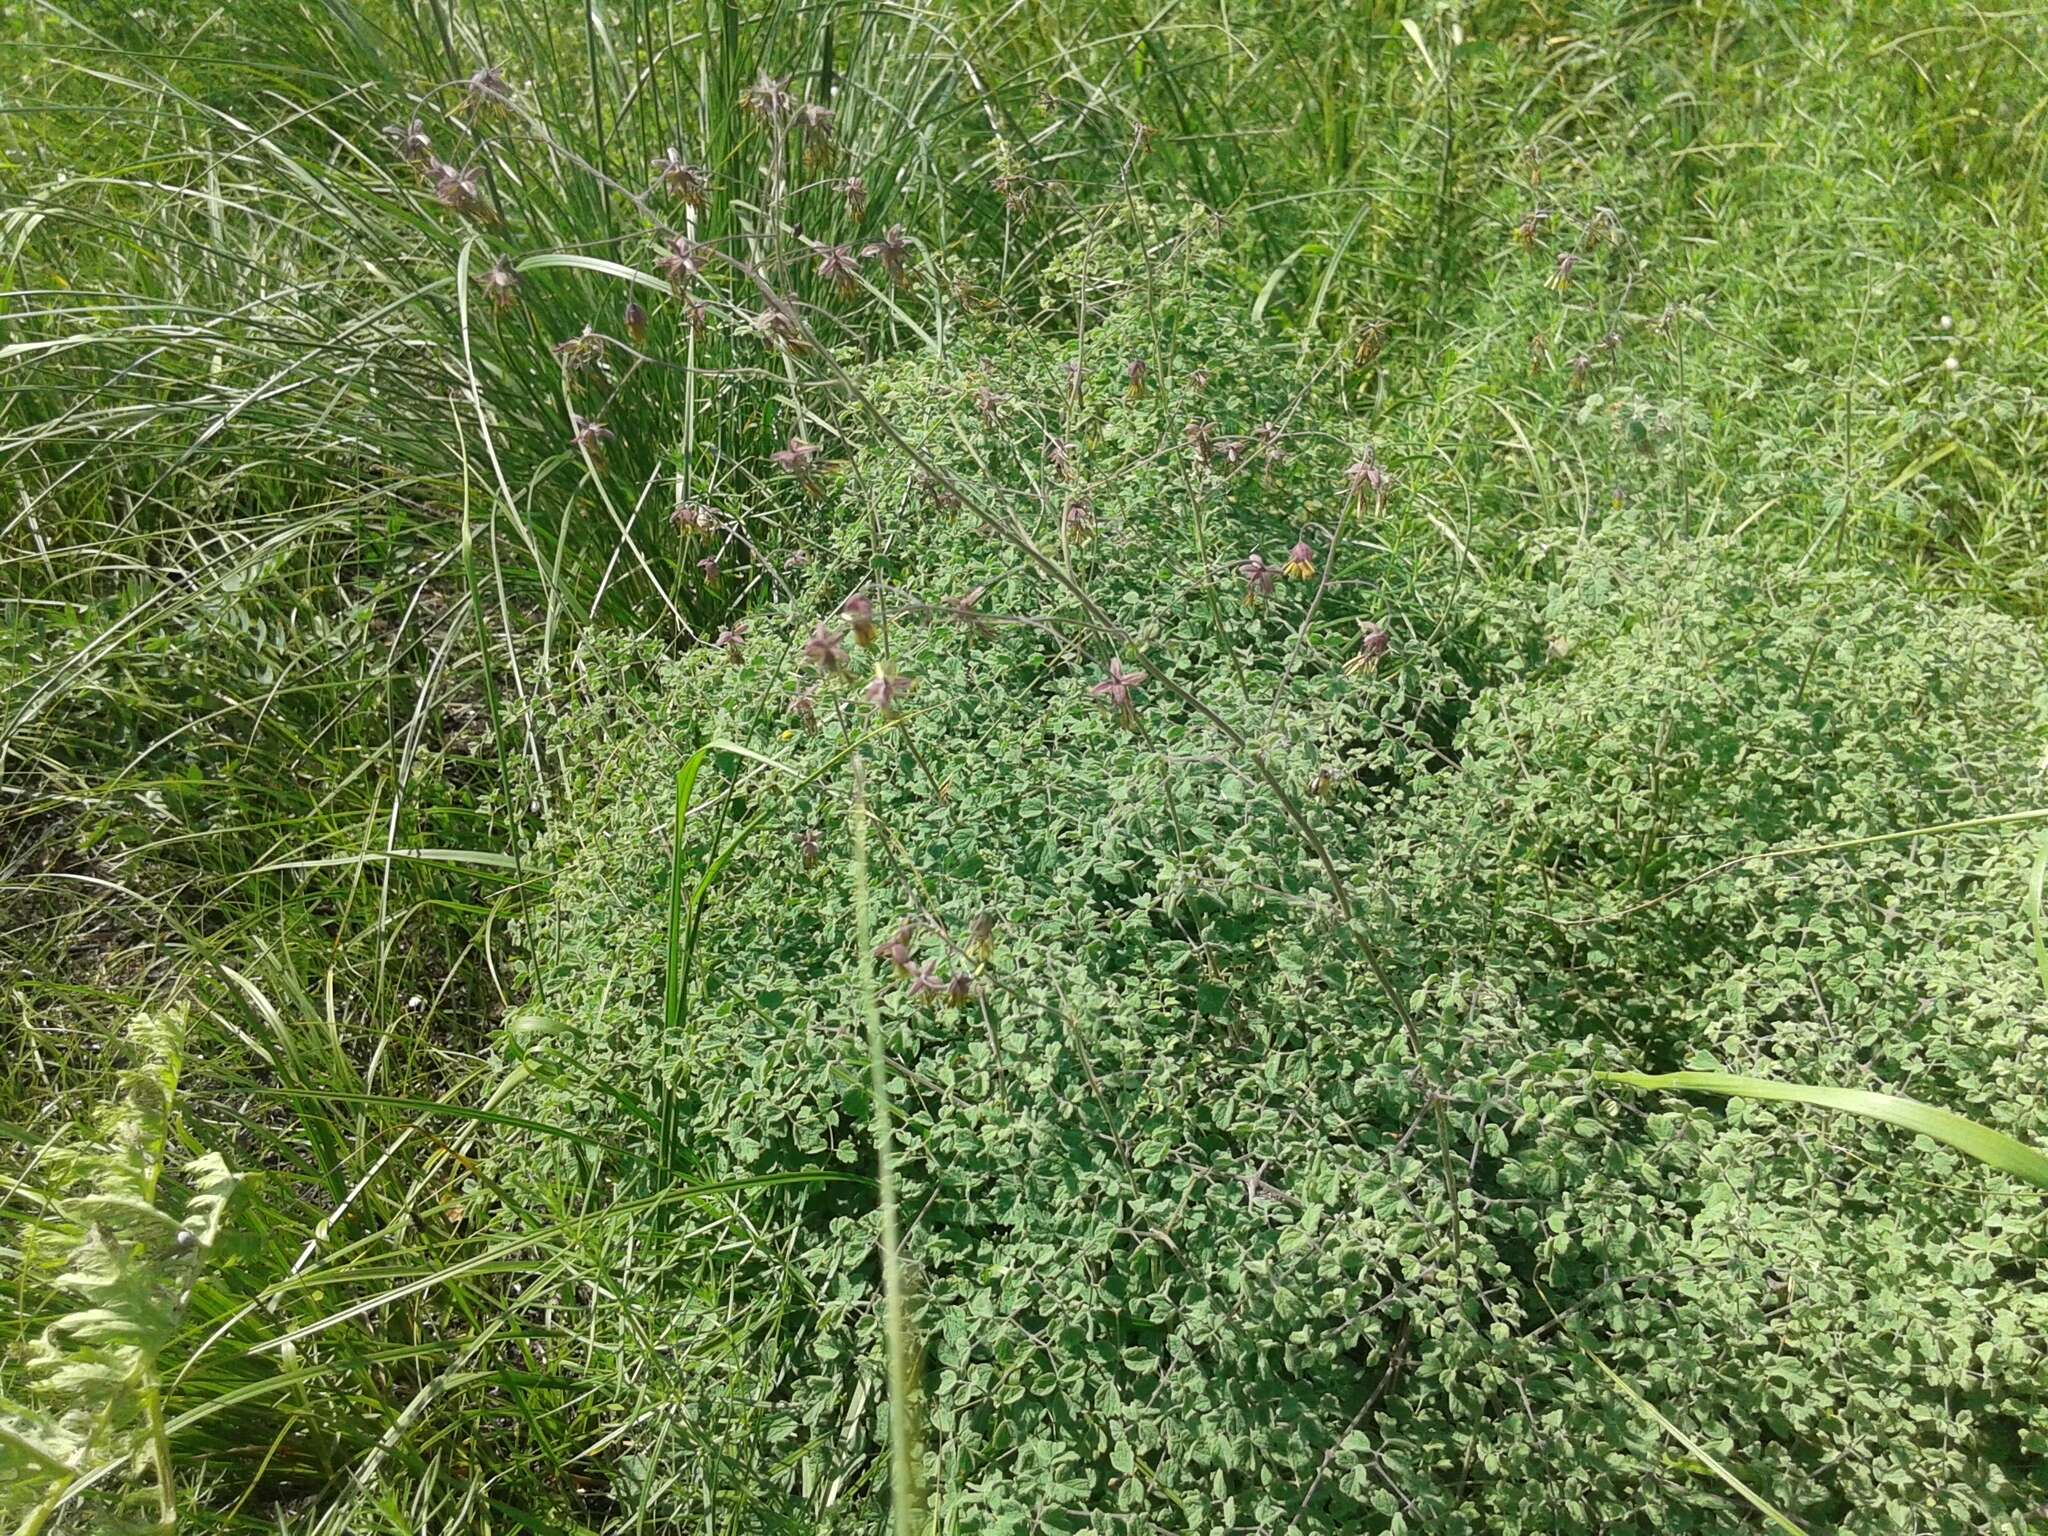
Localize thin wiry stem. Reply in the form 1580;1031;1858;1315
850;752;926;1534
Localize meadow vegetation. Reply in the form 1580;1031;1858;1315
3;1;2045;1531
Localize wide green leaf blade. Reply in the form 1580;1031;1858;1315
1597;1071;2048;1190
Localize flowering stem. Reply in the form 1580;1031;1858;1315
849;754;926;1534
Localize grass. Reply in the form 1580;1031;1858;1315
3;0;2046;1529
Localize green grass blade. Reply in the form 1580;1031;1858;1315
1582;1353;1808;1535
664;750;711;1039
1597;1071;2048;1190
2028;833;2048;1002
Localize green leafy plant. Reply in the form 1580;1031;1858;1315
2;1006;242;1534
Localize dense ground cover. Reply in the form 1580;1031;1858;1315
3;0;2046;1531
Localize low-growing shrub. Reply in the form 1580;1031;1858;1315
513;279;2048;1532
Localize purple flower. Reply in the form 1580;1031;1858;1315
795;101;836;162
815;243;860;294
1253;422;1285;467
1185;420;1215;466
1283;540;1316;581
656;235;709;295
464;66;510;117
650;148;709;207
623;299;649;346
874;920;916;974
839;594;878;647
429;161;475;204
741;72;794;122
696;554;721;585
1125;356;1148;399
568;416;612;459
788;689;818;728
1063;497;1095;538
672;499;716;535
802;623;849;674
772;436;824;490
1548;250;1579;291
716;624;746;659
1045;437;1077;479
752;303;806;352
1238;552;1277;600
797;825;823;867
432;164;495;223
838;176;868;217
552;326;607;375
387;119;433;165
681;298;710;337
1188;367;1211;392
967;910;996;960
1345;452;1390;503
478;257;521;312
863;667;914;715
861;226;912;286
905;961;946;1001
1090;658;1146;716
1346;620;1391;676
944;972;975;1008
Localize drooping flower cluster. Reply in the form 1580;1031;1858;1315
815;243;860;294
656;235;710;295
752;303;806;352
1345;621;1391;676
651;147;710;207
567;416;612;462
872;918;974;1006
1091;658;1146;722
463;66;510;118
1238;552;1277;600
1345;449;1391;504
432;164;497;225
741;72;795;122
863;667;914;716
802;623;849;675
551;326;607;378
840;593;879;647
861;227;913;286
772;436;825;493
672;499;717;536
478;257;521;312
